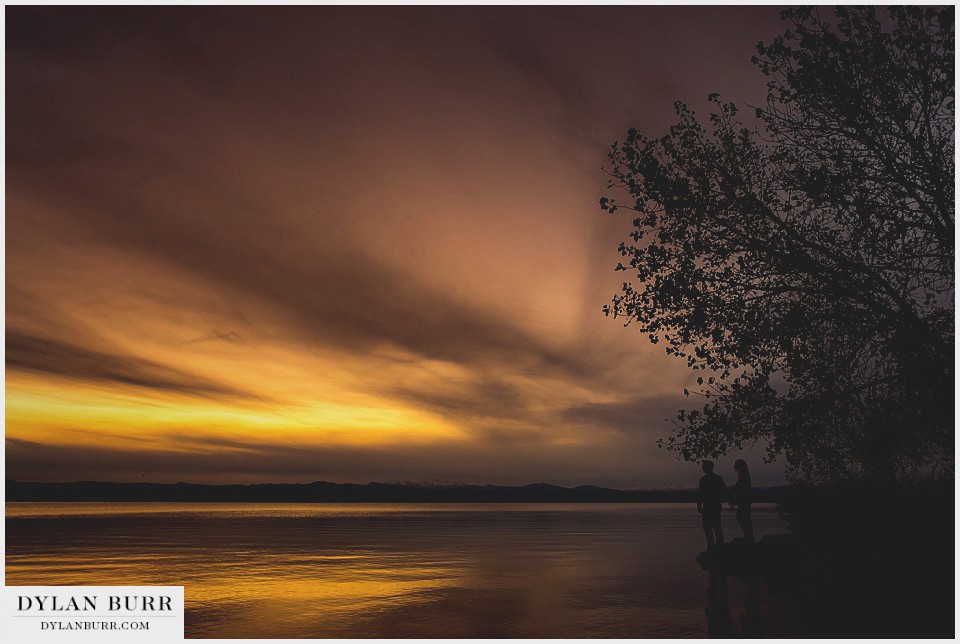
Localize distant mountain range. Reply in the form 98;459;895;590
6;479;792;503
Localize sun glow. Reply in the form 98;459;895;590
6;373;469;455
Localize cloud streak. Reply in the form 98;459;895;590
7;331;260;400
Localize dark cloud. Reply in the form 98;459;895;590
182;330;244;344
388;377;531;423
561;396;682;432
6;331;258;400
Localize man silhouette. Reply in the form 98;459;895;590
697;460;726;550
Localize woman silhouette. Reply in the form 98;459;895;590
730;459;754;542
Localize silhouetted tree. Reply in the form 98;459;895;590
601;7;954;482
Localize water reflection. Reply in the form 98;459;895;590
699;541;770;640
705;568;733;638
7;503;784;638
740;576;766;638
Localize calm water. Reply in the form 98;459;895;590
6;503;787;638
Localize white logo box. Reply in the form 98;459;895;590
1;586;184;643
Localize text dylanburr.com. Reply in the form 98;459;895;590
1;586;184;642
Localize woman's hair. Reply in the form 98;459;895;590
734;459;751;482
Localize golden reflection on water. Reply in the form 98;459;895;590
7;503;785;637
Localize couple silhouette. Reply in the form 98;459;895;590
697;459;753;549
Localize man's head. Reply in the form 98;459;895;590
702;460;714;474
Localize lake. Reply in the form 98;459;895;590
6;502;788;638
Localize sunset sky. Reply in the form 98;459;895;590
7;6;789;487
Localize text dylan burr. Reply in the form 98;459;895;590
17;595;173;612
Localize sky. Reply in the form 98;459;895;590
6;6;790;488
